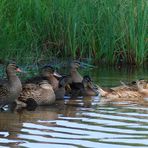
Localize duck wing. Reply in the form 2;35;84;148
25;76;49;84
0;82;9;99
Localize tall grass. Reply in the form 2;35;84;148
0;0;147;65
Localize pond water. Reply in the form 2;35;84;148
0;66;148;148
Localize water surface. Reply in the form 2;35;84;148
0;66;148;148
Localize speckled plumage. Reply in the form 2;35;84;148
17;80;55;106
0;63;22;106
97;80;148;102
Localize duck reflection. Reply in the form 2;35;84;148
0;95;96;144
0;106;59;147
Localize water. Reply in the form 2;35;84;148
0;66;148;148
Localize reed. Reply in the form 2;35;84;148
0;0;147;65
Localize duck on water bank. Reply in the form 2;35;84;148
96;79;148;103
0;63;22;109
111;79;148;91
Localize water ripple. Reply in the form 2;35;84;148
1;99;148;147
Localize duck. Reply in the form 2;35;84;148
67;61;98;97
82;75;98;96
54;75;72;99
70;75;98;97
25;65;73;100
16;80;55;107
0;63;22;108
111;79;148;91
25;65;61;91
96;80;148;103
70;61;83;83
69;61;84;96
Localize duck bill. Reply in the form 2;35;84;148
16;68;22;72
53;71;62;78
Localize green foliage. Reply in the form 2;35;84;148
0;0;147;65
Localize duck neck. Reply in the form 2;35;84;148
48;75;59;90
137;82;143;93
8;72;22;88
70;68;83;82
137;82;148;97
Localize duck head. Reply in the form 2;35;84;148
70;61;81;70
41;65;61;78
82;75;98;96
6;63;22;76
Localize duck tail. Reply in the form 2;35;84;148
96;85;108;97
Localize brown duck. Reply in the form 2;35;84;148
70;61;83;83
25;65;61;91
0;63;22;107
111;79;148;91
25;65;75;101
55;75;72;99
96;79;148;103
68;61;98;97
69;61;84;96
82;75;98;96
16;80;55;107
69;75;98;97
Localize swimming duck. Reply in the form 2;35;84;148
69;61;84;96
16;80;55;107
70;75;98;97
55;75;72;99
0;63;22;108
82;75;98;96
25;65;61;91
25;65;72;100
69;61;98;96
70;61;83;83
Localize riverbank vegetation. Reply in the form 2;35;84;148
0;0;147;65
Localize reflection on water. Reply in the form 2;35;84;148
0;66;148;148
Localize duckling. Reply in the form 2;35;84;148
16;80;55;107
0;63;22;108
